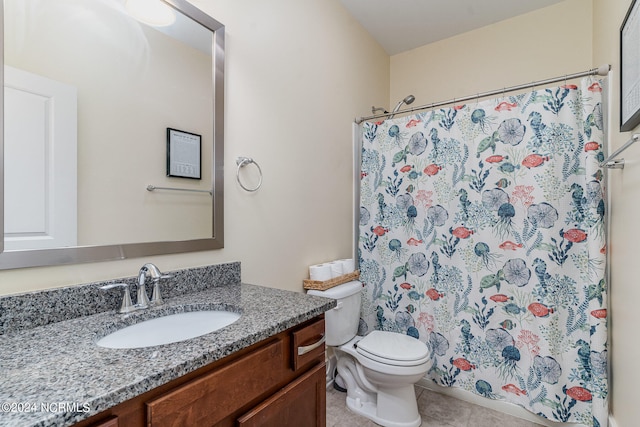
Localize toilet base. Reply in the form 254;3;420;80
345;384;422;427
334;336;428;427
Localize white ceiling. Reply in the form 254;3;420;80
340;0;566;55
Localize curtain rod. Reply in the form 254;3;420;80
355;64;611;124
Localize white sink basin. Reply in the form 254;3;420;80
97;310;241;349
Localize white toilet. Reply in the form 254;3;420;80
308;281;430;427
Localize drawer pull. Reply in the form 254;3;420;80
297;335;325;356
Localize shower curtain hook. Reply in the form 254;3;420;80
564;74;568;87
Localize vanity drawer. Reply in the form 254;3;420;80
146;339;286;427
291;317;325;371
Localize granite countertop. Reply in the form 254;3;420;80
0;283;336;427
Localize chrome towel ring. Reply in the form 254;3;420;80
236;156;263;192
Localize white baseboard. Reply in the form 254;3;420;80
417;378;589;427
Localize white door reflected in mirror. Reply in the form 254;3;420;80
4;66;77;251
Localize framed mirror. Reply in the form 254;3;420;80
0;0;224;269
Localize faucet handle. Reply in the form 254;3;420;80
150;274;171;305
99;283;136;314
150;282;163;306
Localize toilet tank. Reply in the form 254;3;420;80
307;281;362;346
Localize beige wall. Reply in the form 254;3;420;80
390;0;593;106
0;0;389;294
593;1;640;426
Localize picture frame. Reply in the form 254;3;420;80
621;0;640;131
166;128;202;179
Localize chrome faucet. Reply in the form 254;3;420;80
137;263;172;306
100;263;172;314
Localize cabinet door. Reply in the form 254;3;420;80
237;362;326;427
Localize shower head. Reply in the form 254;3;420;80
402;95;416;105
388;94;416;118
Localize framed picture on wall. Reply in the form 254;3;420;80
166;128;202;179
621;0;640;131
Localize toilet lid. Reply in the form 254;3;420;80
356;330;429;366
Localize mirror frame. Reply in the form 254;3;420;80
0;0;225;269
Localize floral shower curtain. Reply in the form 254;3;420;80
358;78;607;426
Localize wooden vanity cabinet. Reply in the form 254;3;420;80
77;315;326;427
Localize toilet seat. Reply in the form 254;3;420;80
356;330;429;367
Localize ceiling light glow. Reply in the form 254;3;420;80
125;0;176;27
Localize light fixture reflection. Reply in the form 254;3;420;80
125;0;176;27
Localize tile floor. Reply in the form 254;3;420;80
326;385;545;427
